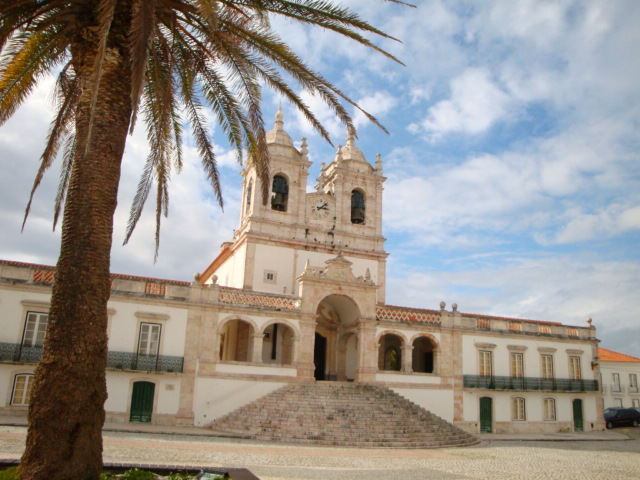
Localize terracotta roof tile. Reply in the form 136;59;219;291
0;259;189;286
599;347;640;363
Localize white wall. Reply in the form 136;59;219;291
392;387;454;422
193;378;286;426
462;334;596;380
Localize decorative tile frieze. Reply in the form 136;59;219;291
376;305;440;324
219;287;301;310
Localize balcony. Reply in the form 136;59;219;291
464;374;599;392
106;351;184;373
0;342;183;373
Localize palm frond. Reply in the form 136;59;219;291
53;133;76;230
129;0;157;133
0;26;68;125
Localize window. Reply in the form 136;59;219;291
350;189;365;224
511;353;524;378
614;398;623;407
11;374;34;406
543;398;556;421
541;354;554;379
612;373;621;392
630;374;638;393
245;179;253;213
138;323;161;356
569;356;581;380
22;312;49;347
633;399;640;408
271;175;288;211
512;397;526;421
263;270;277;284
479;350;492;377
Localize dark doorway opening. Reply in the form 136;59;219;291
480;396;492;433
130;381;155;423
314;333;327;380
573;398;584;432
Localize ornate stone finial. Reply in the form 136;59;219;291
452;303;458;313
304;259;312;272
365;268;371;280
275;105;284;130
300;137;308;159
346;125;356;147
439;301;446;311
320;162;326;172
375;153;383;172
193;272;200;281
335;145;343;164
210;274;218;285
587;317;593;328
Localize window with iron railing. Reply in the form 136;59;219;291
479;350;492;377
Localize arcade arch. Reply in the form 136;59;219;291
412;335;437;374
261;322;297;365
313;295;360;381
378;332;404;371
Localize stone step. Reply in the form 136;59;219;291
209;381;479;448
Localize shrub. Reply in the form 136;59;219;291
0;467;20;480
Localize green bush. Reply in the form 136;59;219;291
120;468;158;480
0;467;20;480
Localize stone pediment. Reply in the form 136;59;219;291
299;254;375;286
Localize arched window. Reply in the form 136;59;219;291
245;179;253;214
271;175;288;211
351;189;365;224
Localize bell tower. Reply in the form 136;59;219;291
200;112;388;304
239;106;312;235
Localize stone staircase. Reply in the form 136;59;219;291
209;382;479;448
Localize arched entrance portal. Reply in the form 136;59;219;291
314;295;360;381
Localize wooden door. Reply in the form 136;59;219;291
130;381;155;423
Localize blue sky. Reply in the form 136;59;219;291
1;1;639;356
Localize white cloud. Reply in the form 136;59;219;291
353;91;399;130
387;255;640;337
541;204;640;244
414;68;513;139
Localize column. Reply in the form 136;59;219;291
402;344;414;374
251;333;264;363
355;320;378;382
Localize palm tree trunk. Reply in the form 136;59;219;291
20;6;133;480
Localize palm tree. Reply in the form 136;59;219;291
1;1;410;478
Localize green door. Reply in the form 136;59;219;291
480;397;493;433
130;381;155;423
572;399;584;432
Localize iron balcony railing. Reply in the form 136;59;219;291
464;374;599;392
0;342;183;373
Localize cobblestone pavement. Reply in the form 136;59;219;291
2;426;640;480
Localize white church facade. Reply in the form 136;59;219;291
0;110;604;434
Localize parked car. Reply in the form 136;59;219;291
604;408;640;429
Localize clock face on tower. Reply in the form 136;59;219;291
310;196;331;219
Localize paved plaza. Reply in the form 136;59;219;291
1;424;640;479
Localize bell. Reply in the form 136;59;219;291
351;207;365;224
271;192;286;211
